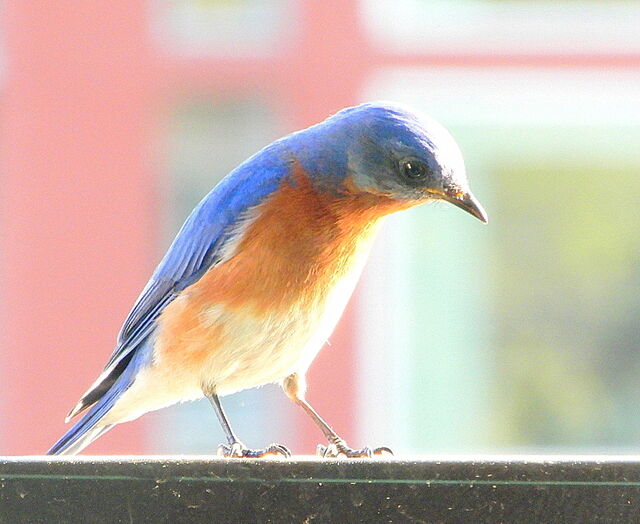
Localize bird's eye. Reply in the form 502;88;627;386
400;159;427;180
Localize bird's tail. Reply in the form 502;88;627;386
48;423;114;456
47;342;151;455
46;390;120;455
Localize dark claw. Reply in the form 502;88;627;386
316;441;394;458
217;441;291;458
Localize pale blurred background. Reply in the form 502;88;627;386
2;1;640;455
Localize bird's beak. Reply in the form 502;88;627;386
442;190;488;224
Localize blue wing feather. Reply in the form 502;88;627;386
109;155;287;371
47;147;290;454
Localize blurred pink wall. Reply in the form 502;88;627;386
2;1;638;455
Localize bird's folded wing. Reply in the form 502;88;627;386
69;161;288;418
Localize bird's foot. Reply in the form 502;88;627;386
316;439;393;458
217;441;291;458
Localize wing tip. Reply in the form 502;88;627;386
65;402;84;423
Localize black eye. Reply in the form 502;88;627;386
400;159;427;180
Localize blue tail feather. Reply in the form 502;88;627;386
47;341;152;455
47;384;123;455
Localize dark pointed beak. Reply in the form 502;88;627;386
443;191;488;223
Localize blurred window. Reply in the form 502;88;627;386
363;0;640;55
361;67;640;452
151;0;295;56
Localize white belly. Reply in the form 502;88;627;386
202;251;366;394
102;245;369;425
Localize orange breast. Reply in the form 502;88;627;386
154;164;416;369
190;164;414;313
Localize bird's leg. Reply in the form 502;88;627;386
282;374;393;458
206;392;290;458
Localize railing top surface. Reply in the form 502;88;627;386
3;455;640;522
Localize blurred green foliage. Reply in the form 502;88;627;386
492;158;640;449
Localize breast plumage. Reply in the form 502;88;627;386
152;166;385;395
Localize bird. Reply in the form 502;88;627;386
47;102;487;457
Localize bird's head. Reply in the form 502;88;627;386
313;102;487;223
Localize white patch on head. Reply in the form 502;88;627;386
417;113;467;188
382;101;468;188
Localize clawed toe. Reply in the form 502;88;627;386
217;441;291;458
371;446;393;456
262;443;291;458
316;440;393;458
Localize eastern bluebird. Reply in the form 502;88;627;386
48;102;487;457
